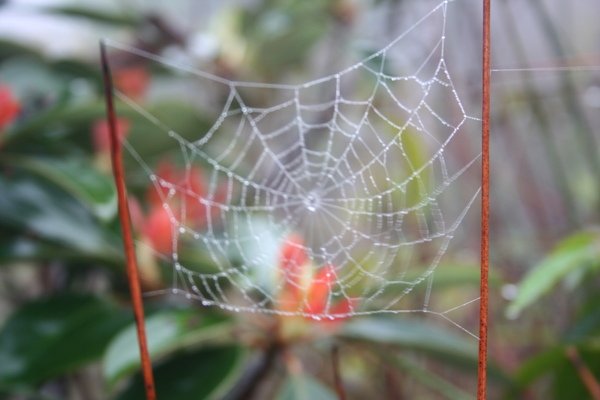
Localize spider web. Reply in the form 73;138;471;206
106;0;482;335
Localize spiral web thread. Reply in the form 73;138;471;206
107;0;482;338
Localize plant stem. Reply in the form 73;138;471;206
331;344;347;400
565;346;600;400
223;342;281;400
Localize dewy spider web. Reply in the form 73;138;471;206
107;0;481;335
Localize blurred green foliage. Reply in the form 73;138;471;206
0;0;599;399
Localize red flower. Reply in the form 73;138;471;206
0;85;20;131
114;66;150;100
128;197;145;232
92;118;130;153
142;205;174;254
277;234;355;321
182;166;209;223
146;161;180;207
146;160;225;229
279;234;309;291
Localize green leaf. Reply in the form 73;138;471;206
0;57;62;97
9;157;118;222
565;295;600;344
507;230;600;318
49;59;101;83
341;317;511;386
400;129;431;207
122;101;213;162
511;346;565;389
240;1;332;78
0;294;130;386
116;346;243;400
341;316;477;367
510;345;600;399
401;262;502;289
551;346;600;400
104;310;233;385
0;176;121;261
385;355;472;400
0;39;42;60
0;386;61;400
276;374;337;400
0;235;71;265
45;6;140;26
0;233;118;267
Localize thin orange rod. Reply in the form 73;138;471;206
100;40;157;400
478;0;491;399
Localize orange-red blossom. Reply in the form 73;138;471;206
0;85;20;132
113;66;150;100
92;117;130;153
142;160;226;254
277;234;355;324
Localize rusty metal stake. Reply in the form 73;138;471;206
100;40;157;400
478;0;491;399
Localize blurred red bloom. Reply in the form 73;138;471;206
0;85;20;131
146;160;226;229
146;161;180;207
142;205;174;254
92;118;130;153
128;197;145;232
277;235;354;322
181;166;209;223
114;66;150;100
279;233;309;291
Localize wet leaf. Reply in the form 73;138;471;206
0;294;129;386
507;230;600;318
276;374;336;400
104;309;233;385
115;346;243;400
0;176;121;261
10;157;118;222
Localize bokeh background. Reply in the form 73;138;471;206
0;0;599;399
